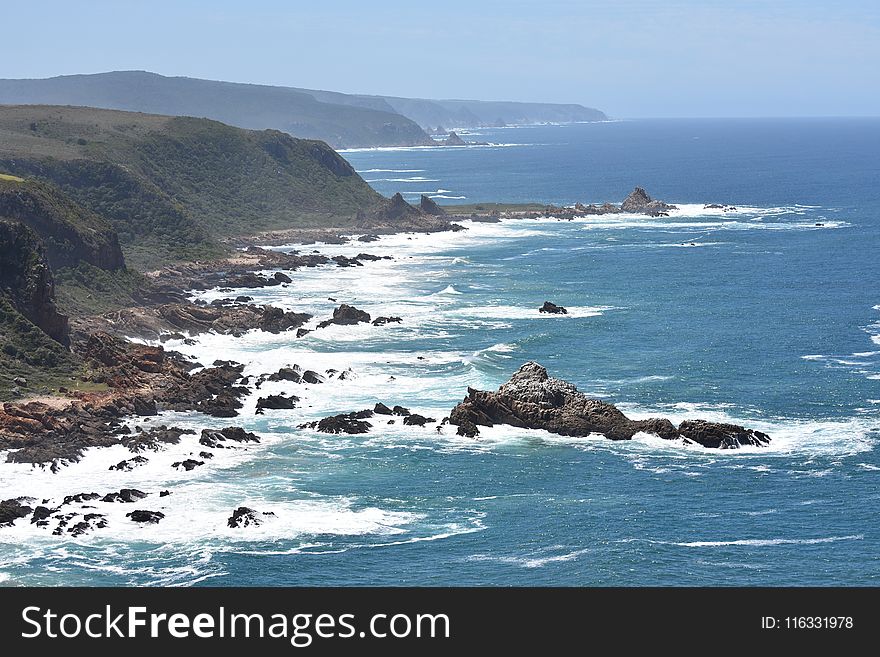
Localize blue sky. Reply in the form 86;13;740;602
1;0;877;117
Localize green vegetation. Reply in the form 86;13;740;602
54;263;146;316
0;177;124;271
0;105;385;269
0;295;81;399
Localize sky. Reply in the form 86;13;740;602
1;0;877;118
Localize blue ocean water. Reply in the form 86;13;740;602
1;119;879;586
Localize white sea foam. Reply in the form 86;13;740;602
672;535;863;548
355;169;425;173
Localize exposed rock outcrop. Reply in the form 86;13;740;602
420;195;445;215
449;362;769;449
317;304;371;329
539;301;567;315
620;187;677;216
0;220;70;345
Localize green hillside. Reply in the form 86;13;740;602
0;105;385;269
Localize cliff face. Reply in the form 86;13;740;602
0;220;69;345
0;179;125;271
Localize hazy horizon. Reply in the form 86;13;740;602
0;0;877;119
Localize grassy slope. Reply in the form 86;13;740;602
0;105;384;269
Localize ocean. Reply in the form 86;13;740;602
1;118;879;586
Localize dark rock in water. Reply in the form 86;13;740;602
456;419;480;438
132;396;158;416
62;492;101;506
621;187;677;216
678;420;770;449
444;131;467;146
333;255;364;267
392;405;411;417
358;234;381;242
31;506;55;523
450;223;468;232
223;272;280;288
199;451;214;459
259;306;312;333
354;253;386;261
235;295;253;303
159;490;172;497
539;301;568;315
127;510;164;524
122;426;194;453
403;414;436;426
301;370;324;384
0;499;33;526
296;328;311;338
374;402;393;415
102;489;147;503
420;195;446;215
109;455;149;471
372;316;402;326
448;362;768;449
317;304;371;329
172;459;204;471
301;411;373;434
267;367;301;383
255;394;298;414
704;203;724;209
227;506;274;528
273;272;292;283
198;427;260;450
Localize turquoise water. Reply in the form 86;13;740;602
1;119;878;585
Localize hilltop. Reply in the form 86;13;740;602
0;105;386;269
0;71;431;149
0;71;608;145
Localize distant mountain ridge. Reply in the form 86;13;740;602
0;71;608;147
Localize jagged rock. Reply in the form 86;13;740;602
403;414;435;426
317;304;371;329
374;402;393;415
102;489;147;503
300;410;373;434
255;394;298;414
109;455;149;471
301;370;324;384
127;510;164;524
392;405;411;416
444;131;467;146
0;499;33;526
420;195;446;215
199;426;260;449
273;272;292;283
333;255;364;267
122;426;194;453
372;316;402;326
267;367;301;383
31;506;55;524
678;420;770;449
358;234;381;242
448;362;768;449
621;187;677;216
159;490;171;497
172;459;204;471
227;506;274;528
62;492;101;506
539;301;568;315
296;328;311;338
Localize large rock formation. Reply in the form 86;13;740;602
317;304;371;329
449;362;769;449
0;220;69;345
420;195;445;215
620;187;677;216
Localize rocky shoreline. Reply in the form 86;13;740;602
1;186;758;537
